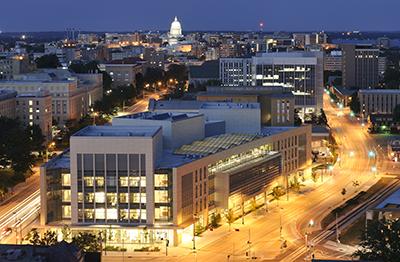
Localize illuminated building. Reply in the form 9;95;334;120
104;57;148;88
342;44;379;89
220;51;324;119
168;16;183;45
40;110;312;246
0;69;103;128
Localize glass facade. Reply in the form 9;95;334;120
46;164;71;223
254;64;316;108
77;153;149;224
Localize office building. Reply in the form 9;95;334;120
342;44;379;89
104;57;148;88
324;51;342;71
0;89;52;144
40;110;312;247
359;89;400;118
0;69;103;128
0;54;29;80
220;51;323;118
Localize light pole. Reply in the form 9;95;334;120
193;213;197;250
247;229;251;258
46;142;55;162
279;208;283;241
93;112;98;126
329;165;333;176
241;193;245;225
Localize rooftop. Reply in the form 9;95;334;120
199;102;260;109
148;99;204;111
269;92;296;99
106;57;146;65
42;149;71;169
374;187;400;212
71;125;161;137
359;89;400;94
115;111;201;121
173;133;263;156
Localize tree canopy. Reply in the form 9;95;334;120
352;218;400;262
384;66;400;89
347;92;360;114
72;232;100;252
35;54;61;68
393;104;400;122
0;117;35;180
317;109;328;125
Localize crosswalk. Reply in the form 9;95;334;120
281;230;335;262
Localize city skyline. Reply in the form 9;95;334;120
1;0;400;33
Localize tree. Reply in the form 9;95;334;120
41;230;59;246
61;224;72;242
393;104;400;123
72;232;100;252
210;213;222;228
383;67;400;89
317;109;328;125
28;228;41;246
35;54;61;68
0;117;35;181
347;92;360;114
311;171;319;187
341;188;347;200
289;177;301;194
271;186;285;206
25;124;45;152
294;109;302;126
224;210;236;231
166;64;188;83
352;218;400;262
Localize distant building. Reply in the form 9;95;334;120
0;69;102;128
324;51;342;71
188;60;219;87
359;89;400;117
376;37;391;49
0;53;29;80
169;16;183;45
0;89;52;144
104;57;148;88
220;50;324;118
342;44;379;89
378;56;387;76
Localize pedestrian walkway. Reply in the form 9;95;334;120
101;173;336;261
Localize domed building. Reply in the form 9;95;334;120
169;15;183;45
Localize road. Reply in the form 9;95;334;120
125;89;166;114
1;91;397;261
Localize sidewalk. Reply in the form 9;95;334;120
101;174;333;261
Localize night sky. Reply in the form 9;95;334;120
1;0;399;32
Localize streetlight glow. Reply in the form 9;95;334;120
349;151;354;156
369;151;374;157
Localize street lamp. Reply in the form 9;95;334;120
193;213;197;250
93;112;98;126
279;208;283;241
349;151;354;157
329;165;333;176
46;142;55;162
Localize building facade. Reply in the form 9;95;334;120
342;44;379;89
105;58;148;88
0;69;103;128
359;89;400;117
40;114;312;247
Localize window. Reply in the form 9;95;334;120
195;186;198;198
199;169;202;181
204;167;206;179
29;100;33;106
200;199;203;211
195;171;198;182
36;101;39;105
204;197;207;209
200;184;202;196
204;182;206;194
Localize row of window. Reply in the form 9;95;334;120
195;182;207;198
195;196;207;213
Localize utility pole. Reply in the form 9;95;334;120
336;213;340;245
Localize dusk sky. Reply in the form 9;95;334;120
1;0;399;33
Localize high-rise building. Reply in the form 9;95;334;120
342;44;379;89
220;51;324;118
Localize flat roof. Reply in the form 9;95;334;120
374;188;400;212
199;102;260;109
359;89;400;94
42;149;70;169
71;125;161;137
173;133;263;156
149;99;205;110
269;92;296;98
115;111;202;121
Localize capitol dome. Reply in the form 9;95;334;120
170;15;182;37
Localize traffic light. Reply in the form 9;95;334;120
233;228;240;231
